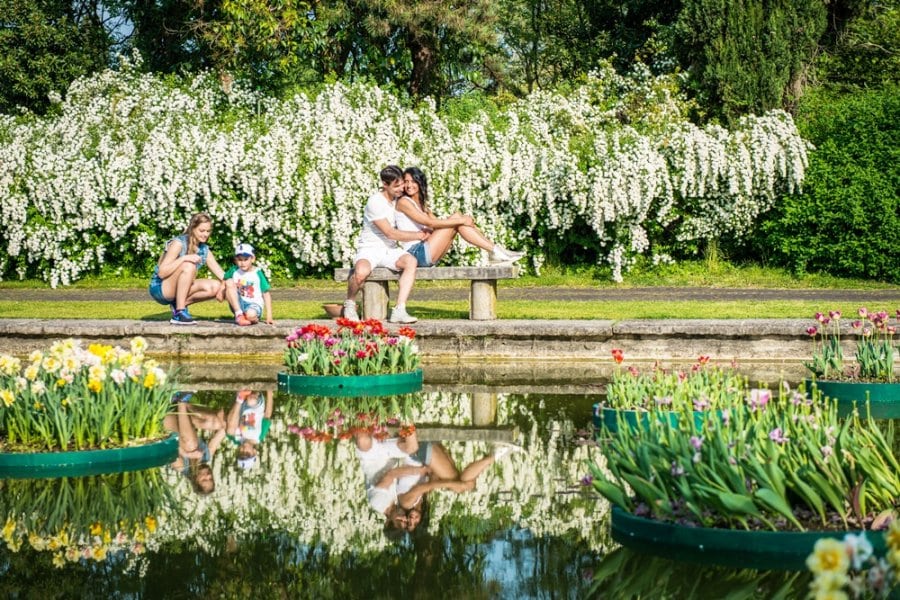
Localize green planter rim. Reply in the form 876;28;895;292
593;403;719;433
277;369;424;397
0;434;178;479
610;505;887;571
805;379;900;418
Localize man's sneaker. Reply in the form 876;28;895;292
388;307;418;324
491;442;524;460
342;300;360;321
488;245;524;264
235;314;252;326
170;309;195;325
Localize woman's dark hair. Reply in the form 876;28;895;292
403;167;429;210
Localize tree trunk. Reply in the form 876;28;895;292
408;32;436;98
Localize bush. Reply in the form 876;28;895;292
753;86;900;282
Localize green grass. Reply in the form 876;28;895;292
2;299;897;320
0;261;897;320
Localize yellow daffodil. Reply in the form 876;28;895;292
143;359;159;371
65;546;79;562
28;532;47;550
52;551;65;568
144;516;157;533
41;356;60;373
87;378;103;393
28;350;43;363
807;538;850;575
886;519;900;552
23;364;39;381
88;343;113;361
130;336;148;354
91;544;108;561
0;389;14;407
0;354;21;375
88;364;107;381
90;522;102;536
2;518;16;540
143;371;157;389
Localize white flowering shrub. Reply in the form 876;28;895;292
0;57;807;285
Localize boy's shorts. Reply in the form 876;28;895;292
239;298;264;317
148;278;171;306
405;242;433;268
354;246;409;271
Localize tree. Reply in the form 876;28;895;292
673;0;827;122
0;0;110;114
816;0;900;88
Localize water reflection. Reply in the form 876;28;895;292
0;388;609;597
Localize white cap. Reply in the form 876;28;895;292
234;243;255;257
237;455;258;470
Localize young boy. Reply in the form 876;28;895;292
343;165;430;324
224;243;274;326
226;388;273;470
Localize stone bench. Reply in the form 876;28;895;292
333;265;519;320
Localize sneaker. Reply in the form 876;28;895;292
342;300;360;321
170;309;195;325
388;307;418;324
489;245;524;264
235;314;252;326
491;442;524;460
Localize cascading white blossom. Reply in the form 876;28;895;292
0;59;807;285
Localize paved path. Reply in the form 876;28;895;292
7;286;900;302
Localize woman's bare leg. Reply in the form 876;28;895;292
423;227;459;263
394;253;418;306
426;443;461;480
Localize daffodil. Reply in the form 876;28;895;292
52;551;65;568
807;538;850;575
87;378;103;393
130;336;148;354
0;389;14;407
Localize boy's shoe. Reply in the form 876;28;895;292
388;307;418;324
342;300;360;321
170;309;195;325
488;245;524;264
491;442;524;460
235;314;252;326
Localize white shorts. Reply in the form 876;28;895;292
354;246;409;271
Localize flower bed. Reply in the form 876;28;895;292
0;338;177;452
589;382;900;533
805;308;898;382
280;319;422;396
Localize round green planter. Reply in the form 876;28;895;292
806;379;900;419
277;369;423;397
0;434;178;479
593;403;716;434
611;506;887;571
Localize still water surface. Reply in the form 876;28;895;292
0;367;814;599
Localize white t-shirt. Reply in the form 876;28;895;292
355;191;399;252
394;197;427;251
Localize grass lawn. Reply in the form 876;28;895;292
0;262;897;320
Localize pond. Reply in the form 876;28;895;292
0;365;817;598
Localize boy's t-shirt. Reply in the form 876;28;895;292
224;265;270;306
228;400;270;444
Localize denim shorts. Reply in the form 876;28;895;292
406;242;433;268
148;278;171;306
239;299;264;317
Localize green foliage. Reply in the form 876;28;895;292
816;0;900;88
0;0;109;114
673;0;827;123
753;86;900;283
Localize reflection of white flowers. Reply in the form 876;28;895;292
154;392;610;554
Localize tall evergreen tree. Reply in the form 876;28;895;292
673;0;827;122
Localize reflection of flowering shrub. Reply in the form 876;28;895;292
806;309;899;382
604;352;748;412
0;470;166;567
0;337;175;450
283;319;419;376
806;523;900;598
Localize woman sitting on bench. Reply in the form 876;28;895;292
395;167;524;267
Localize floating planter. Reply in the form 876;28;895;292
610;506;887;571
807;380;900;419
277;369;423;397
593;403;716;434
0;434;178;479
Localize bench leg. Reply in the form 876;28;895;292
469;279;497;320
362;281;390;320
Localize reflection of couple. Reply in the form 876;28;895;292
354;428;521;533
343;165;524;324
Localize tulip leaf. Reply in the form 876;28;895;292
754;487;803;530
788;472;826;525
715;490;761;517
